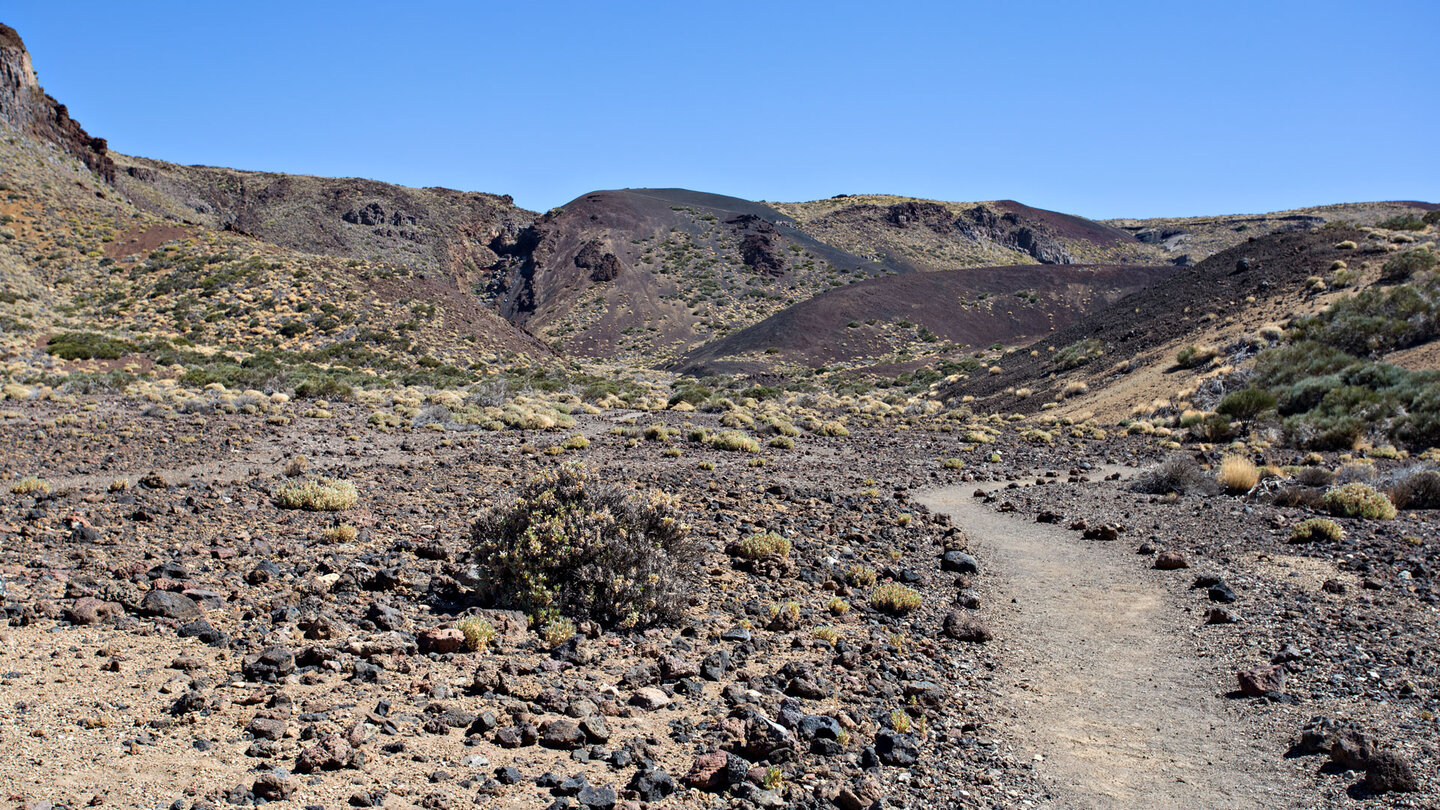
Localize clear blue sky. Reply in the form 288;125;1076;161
6;1;1436;217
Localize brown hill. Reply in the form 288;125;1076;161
935;225;1379;415
772;195;1173;271
112;155;535;285
0;25;550;387
486;188;896;360
674;263;1172;376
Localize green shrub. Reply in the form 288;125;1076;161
1054;338;1104;370
1376;214;1427;232
469;466;700;628
1380;248;1437;283
456;617;496;650
709;430;759;452
1216;388;1277;421
10;476;49;495
1189;414;1235;443
294;375;355;400
539;617;576;648
1323;482;1397;520
274;478;358;511
1176;344;1219;369
1289;518;1343;542
871;583;922;615
735;531;791;560
845;566;877;588
667;384;712;407
45;332;136;360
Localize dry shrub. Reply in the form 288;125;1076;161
1273;486;1326;510
1218;455;1260;494
1294;466;1335;488
9;476;49;496
274;478;358;511
1387;469;1440;510
1130;455;1217;496
871;583;922;615
470;466;700;628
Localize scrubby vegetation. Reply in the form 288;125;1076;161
735;531;791;560
273;478;358;511
45;332;137;361
9;476;50;495
1131;455;1217;495
1218;455;1260;494
1053;338;1104;370
470;466;701;628
870;583;923;615
1322;483;1397;520
1289;518;1343;543
1235;260;1440;450
1387;468;1440;510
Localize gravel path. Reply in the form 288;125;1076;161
918;481;1309;809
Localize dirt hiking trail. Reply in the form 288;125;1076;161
918;480;1308;809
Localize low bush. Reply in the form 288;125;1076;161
10;476;49;495
1323;482;1397;520
1131;455;1217;495
1218;455;1260;494
845;566;877;588
1176;344;1219;369
1289;518;1343;543
539;617;576;648
1387;468;1440;510
45;332;136;361
1273;486;1325;509
469;466;700;628
1293;466;1335;487
870;583;922;615
1189;414;1235;443
1054;338;1104;370
294;376;354;401
323;524;358;543
710;430;759;452
735;531;791;560
1379;248;1437;283
456;617;496;651
1216;389;1277;421
274;478;358;511
1377;214;1427;232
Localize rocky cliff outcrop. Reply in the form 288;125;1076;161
958;204;1074;264
0;24;115;182
727;214;786;277
574;240;623;282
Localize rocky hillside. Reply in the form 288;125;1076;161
0;24;554;390
0;24;114;183
485;189;896;360
674;263;1170;376
113;155;535;284
934;223;1419;419
772;195;1168;270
